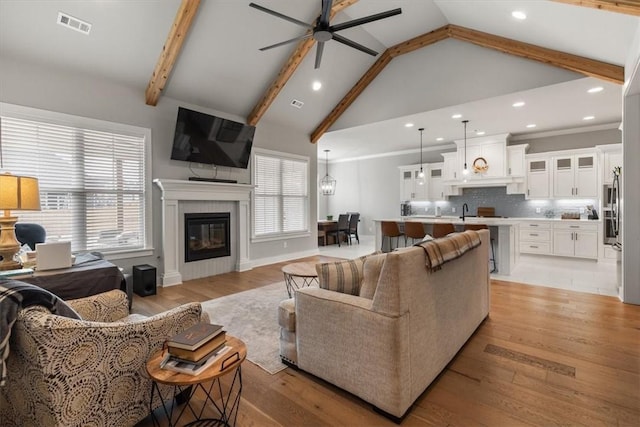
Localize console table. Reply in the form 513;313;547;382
10;254;128;302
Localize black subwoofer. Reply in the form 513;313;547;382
133;264;156;297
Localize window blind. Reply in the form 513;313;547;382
0;113;146;253
253;150;308;237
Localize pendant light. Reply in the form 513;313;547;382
417;127;425;180
462;120;470;176
320;149;336;195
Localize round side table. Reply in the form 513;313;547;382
282;261;319;297
146;335;247;426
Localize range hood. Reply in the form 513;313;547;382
445;175;525;195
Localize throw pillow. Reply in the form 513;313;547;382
359;253;387;299
316;258;365;296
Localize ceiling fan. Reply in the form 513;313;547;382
249;0;402;69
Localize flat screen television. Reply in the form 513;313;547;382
171;107;255;169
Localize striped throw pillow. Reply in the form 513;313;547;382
315;258;365;295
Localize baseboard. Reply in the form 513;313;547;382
249;248;320;269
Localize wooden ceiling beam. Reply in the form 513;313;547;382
145;0;201;106
247;0;359;126
310;25;450;144
447;24;624;84
310;22;624;143
551;0;640;16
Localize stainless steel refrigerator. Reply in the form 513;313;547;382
610;168;622;288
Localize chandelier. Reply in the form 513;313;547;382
320;149;336;195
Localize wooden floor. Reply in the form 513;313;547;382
135;255;640;426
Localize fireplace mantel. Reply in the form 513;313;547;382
154;179;254;286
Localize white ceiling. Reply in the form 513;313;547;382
0;1;638;160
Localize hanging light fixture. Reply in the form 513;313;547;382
462;120;470;176
320;149;336;195
417;127;425;180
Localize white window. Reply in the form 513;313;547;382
0;103;152;255
252;148;309;240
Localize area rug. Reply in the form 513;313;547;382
201;282;291;375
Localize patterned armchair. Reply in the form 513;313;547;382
0;289;207;427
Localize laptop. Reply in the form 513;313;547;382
36;241;73;271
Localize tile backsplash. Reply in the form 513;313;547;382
410;187;599;219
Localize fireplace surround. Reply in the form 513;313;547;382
154;179;253;286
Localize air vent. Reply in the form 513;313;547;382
290;99;304;109
57;12;92;35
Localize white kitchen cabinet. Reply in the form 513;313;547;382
441;152;458;181
399;165;426;201
428;163;445;201
458;140;506;178
552;151;597;198
552;222;598;259
519;221;552;255
526;156;550;198
507;145;528;177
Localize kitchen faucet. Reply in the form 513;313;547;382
462;203;469;221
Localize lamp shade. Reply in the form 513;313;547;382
0;172;41;211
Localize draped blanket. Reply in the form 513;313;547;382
0;279;80;386
417;230;482;272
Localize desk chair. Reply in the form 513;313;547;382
432;223;455;239
381;221;403;252
464;224;496;273
15;223;46;250
404;221;426;245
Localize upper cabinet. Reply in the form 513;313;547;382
552;150;597;198
428;163;445;201
399;165;427;202
454;133;509;178
526;155;550;199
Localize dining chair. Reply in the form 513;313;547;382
381;221;403;252
464;224;496;272
347;213;360;244
327;214;350;247
403;221;426;245
432;223;455;238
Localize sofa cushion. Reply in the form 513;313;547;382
359;253;387;299
316;258;365;296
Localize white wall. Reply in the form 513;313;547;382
0;56;318;277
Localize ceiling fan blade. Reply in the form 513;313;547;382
249;2;313;29
315;41;325;69
332;33;377;56
259;33;313;51
330;8;402;33
319;0;333;27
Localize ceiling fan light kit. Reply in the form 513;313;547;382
249;1;402;69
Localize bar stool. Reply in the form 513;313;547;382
463;224;496;273
381;221;403;251
404;221;426;245
432;223;455;238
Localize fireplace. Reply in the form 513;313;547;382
184;213;231;262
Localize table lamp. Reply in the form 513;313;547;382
0;172;41;270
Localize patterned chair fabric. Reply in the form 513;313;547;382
0;289;207;427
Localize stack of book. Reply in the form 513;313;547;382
162;322;229;375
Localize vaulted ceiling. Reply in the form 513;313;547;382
1;1;638;159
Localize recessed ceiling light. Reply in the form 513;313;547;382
436;137;444;141
476;131;486;136
512;101;525;108
312;81;322;91
587;86;603;93
512;11;527;20
583;115;595;121
451;114;462;119
405;123;414;128
526;124;537;128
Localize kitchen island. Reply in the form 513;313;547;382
373;216;520;275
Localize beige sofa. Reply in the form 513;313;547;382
279;229;490;420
